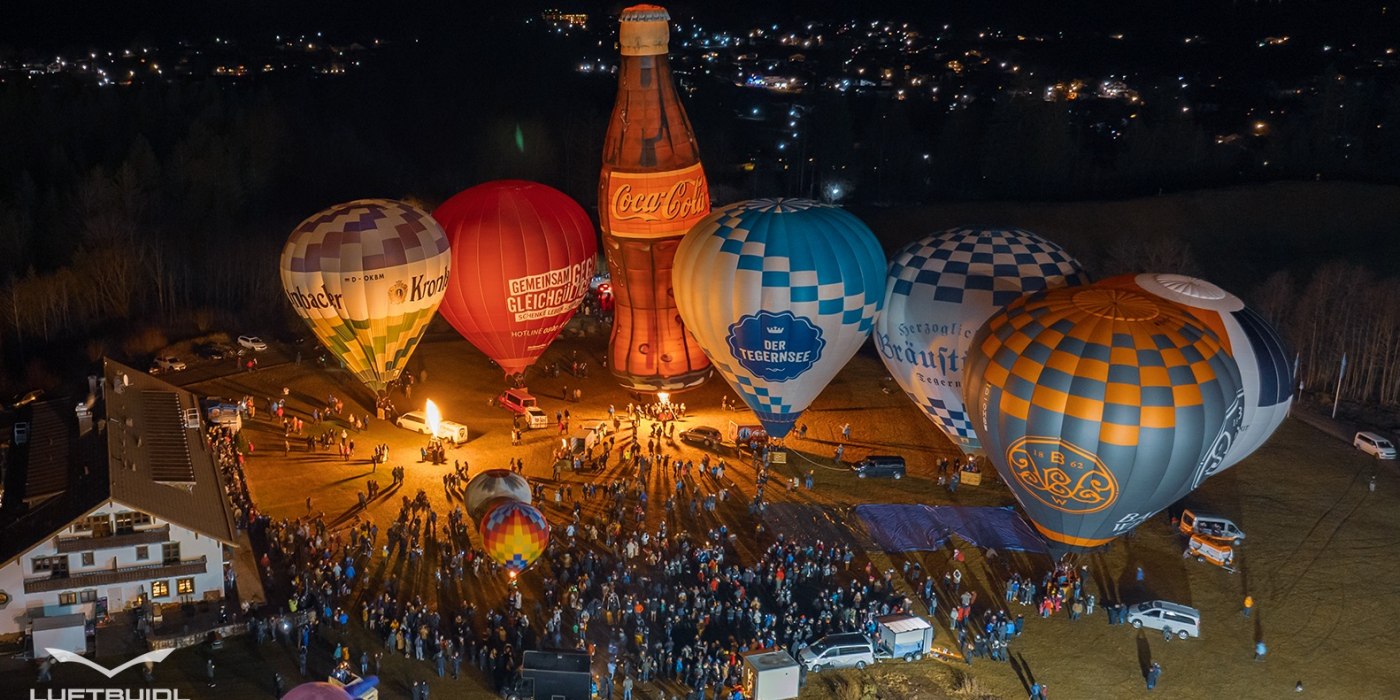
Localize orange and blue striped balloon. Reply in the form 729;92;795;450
964;284;1244;551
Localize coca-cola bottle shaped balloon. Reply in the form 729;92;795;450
598;4;712;392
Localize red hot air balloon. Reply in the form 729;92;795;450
435;181;598;379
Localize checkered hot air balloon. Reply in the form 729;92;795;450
465;469;532;523
963;284;1244;552
280;200;452;393
480;499;550;574
875;228;1087;455
1097;274;1293;475
674;198;886;438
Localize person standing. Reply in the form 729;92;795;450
1146;661;1161;690
273;672;285;699
1243;594;1254;618
1255;640;1267;661
206;658;216;688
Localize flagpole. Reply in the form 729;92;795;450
1332;353;1347;419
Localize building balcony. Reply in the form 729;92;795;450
23;556;208;594
56;526;171;553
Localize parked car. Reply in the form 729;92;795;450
1353;431;1396;459
680;426;723;448
495;388;548;429
1127;600;1201;640
395;410;469;445
797;633;875;672
851;455;906;480
238;335;268;352
1178;509;1245;545
152;356;187;372
197;343;238;360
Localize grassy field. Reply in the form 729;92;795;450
5;322;1399;700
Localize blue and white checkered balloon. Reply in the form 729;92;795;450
675;199;886;439
875;228;1088;454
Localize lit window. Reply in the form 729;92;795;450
59;592;77;606
151;580;169;598
176;578;195;595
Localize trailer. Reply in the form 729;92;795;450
873;614;935;662
741;649;800;700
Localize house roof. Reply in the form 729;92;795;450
102;358;236;546
0;359;237;569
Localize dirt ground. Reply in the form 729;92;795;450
14;315;1397;700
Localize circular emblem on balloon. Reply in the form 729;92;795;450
465;470;532;522
1005;437;1119;513
480;499;550;574
1098;273;1293;474
964;284;1244;551
280;199;452;393
434;180;598;379
675;198;886;438
876;228;1087;454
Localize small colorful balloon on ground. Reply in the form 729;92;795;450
465;469;532;523
1098;273;1293;474
280;199;451;393
480;499;551;574
963;284;1244;552
434;181;598;379
674;198;886;438
876;227;1087;455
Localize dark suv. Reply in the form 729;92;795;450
852;455;906;480
680;426;723;448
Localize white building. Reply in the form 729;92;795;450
0;359;236;641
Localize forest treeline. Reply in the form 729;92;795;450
0;39;1398;406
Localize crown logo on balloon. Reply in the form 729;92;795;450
388;281;408;305
766;326;784;334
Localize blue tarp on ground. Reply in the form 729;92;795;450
854;504;1049;555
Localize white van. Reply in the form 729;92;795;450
1179;509;1246;545
1353;431;1397;459
395;411;469;445
797;633;875;672
1127;600;1201;640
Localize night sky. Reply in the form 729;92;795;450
4;0;1394;50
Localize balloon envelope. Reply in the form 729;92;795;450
479;499;550;573
964;285;1244;551
281;199;451;393
876;228;1087;454
434;181;598;378
1098;274;1293;473
674;198;886;438
465;469;532;522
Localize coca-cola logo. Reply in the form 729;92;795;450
610;177;708;223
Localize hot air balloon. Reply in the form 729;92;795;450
434;181;598;379
876;228;1087;454
281;199;451;393
479;499;551;574
963;284;1245;551
674;199;886;438
465;470;532;522
1097;274;1292;474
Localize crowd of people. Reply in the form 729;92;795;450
198;375;1157;700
